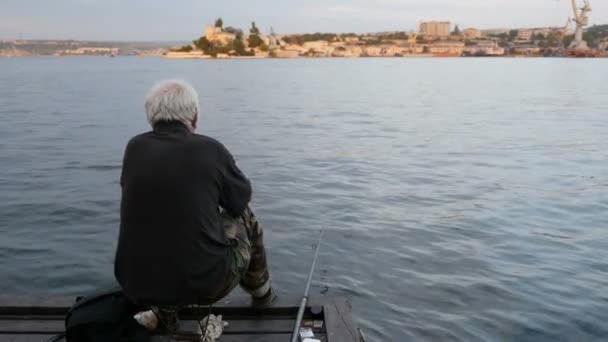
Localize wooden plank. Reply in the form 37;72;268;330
0;319;63;333
0;295;334;313
324;298;360;342
151;334;301;342
0;334;323;342
333;297;362;341
0;296;356;341
0;335;62;342
0;335;300;342
0;297;74;309
0;319;298;334
0;297;72;316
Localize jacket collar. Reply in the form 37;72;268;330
153;121;192;136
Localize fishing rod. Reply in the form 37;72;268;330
290;230;324;342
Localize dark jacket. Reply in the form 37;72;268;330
114;121;252;305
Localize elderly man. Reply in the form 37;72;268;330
114;80;275;311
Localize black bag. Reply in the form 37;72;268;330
51;287;150;342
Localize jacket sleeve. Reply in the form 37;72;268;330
219;144;252;217
119;139;134;188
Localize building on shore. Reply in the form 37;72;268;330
482;28;510;36
274;44;305;58
517;27;561;40
464;28;483;40
205;26;236;45
343;36;360;44
419;21;452;37
463;41;505;56
511;45;541;56
426;41;465;55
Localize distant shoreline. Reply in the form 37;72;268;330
2;54;607;59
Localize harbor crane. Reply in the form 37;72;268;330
569;0;592;50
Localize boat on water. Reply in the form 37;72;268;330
0;295;365;341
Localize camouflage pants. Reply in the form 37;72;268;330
213;207;271;301
153;208;270;329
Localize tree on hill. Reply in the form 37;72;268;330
587;24;608;37
248;22;264;48
224;26;243;40
453;25;461;35
172;45;193;52
281;36;297;45
280;33;338;45
383;31;409;40
215;18;223;28
193;37;212;52
250;21;260;35
545;33;561;47
534;33;549;41
583;31;599;48
193;32;254;57
563;34;574;48
232;38;247;55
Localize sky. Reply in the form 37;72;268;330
1;0;608;41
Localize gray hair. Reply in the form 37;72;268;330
144;80;200;129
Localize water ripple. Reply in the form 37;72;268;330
0;57;607;341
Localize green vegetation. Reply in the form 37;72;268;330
581;25;608;48
194;39;253;57
193;37;212;51
193;20;254;57
232;38;249;55
489;32;509;40
215;18;223;28
381;32;410;40
563;35;574;48
453;25;461;35
548;33;563;47
363;37;383;45
532;33;545;41
281;33;338;45
224;27;244;40
248;22;264;48
172;45;193;52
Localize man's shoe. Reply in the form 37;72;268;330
251;286;277;310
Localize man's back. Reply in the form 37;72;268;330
115;121;252;305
